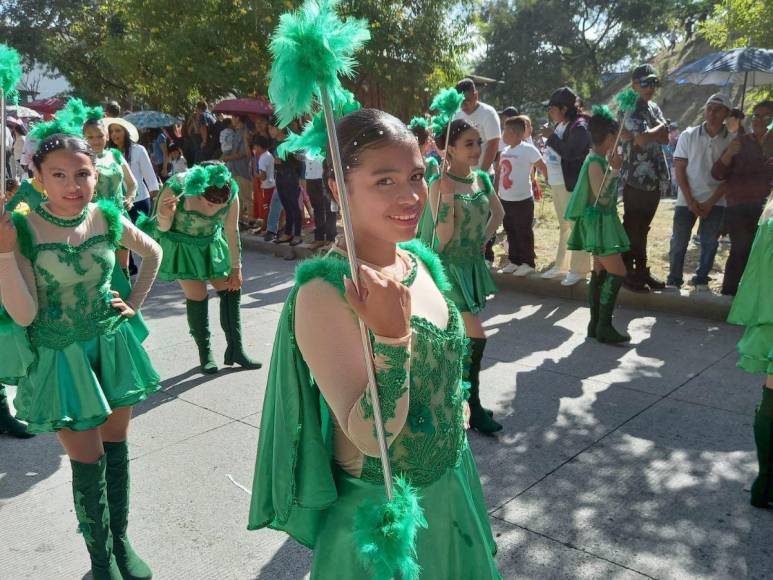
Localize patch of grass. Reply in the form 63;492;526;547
493;189;729;294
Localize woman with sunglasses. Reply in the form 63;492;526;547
427;119;505;434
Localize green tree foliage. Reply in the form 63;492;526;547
699;0;773;48
477;0;694;110
1;0;473;118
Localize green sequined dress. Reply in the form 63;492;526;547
1;202;159;433
727;216;773;374
565;153;630;257
248;240;500;579
434;170;497;314
156;183;237;281
94;149;127;212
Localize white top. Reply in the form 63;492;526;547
128;143;160;202
498;141;543;201
4;127;12;149
13;134;26;162
673;123;733;206
545;122;567;186
220;128;234;153
170;156;188;175
258;151;275;189
455;101;501;171
304;156;324;180
20;136;37;168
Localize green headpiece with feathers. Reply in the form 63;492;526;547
28;97;106;145
277;90;361;160
615;88;640;115
268;0;370;128
0;43;22;103
591;105;615;122
171;164;234;197
407;116;429;131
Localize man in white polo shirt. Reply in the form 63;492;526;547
454;78;501;174
667;93;733;290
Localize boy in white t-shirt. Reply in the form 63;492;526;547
497;116;547;276
168;143;188;175
252;135;277;236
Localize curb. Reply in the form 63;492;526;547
240;233;732;323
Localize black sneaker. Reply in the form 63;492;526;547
263;231;276;242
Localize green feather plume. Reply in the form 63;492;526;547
430;87;463;118
615;88;639;114
353;477;428;580
268;0;370;127
209;164;231;189
277;90;361;160
591;105;615;122
407;116;428;131
0;43;22;101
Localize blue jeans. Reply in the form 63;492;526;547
266;189;282;233
667;205;725;286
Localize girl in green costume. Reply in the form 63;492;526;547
727;195;773;508
0;133;162;580
83;116;138;277
564;107;631;344
408;116;440;182
422;119;505;434
154;162;261;374
249;109;500;579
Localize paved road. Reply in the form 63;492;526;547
1;249;770;579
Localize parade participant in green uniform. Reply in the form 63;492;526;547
565;106;631;343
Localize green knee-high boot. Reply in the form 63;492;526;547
587;271;606;339
596;273;630;344
104;441;153;579
751;386;773;508
71;456;122;580
186;298;218;374
466;338;502;434
0;385;34;439
218;290;262;369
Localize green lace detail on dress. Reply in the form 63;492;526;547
447;172;475;184
35;204;89;228
398;239;450;292
169;189;235;238
361;297;467;487
438;171;491;264
401;253;418;287
361;342;410;438
23;205;125;349
94;150;126;209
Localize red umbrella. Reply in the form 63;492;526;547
26;98;65;115
213;97;273;116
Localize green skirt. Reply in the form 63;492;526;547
736;325;773;375
0;309;35;386
157;229;231;281
310;445;501;579
441;255;497;314
568;206;630;257
14;321;160;434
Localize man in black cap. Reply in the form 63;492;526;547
454;78;501;175
619;64;671;292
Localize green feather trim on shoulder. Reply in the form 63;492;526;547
475;170;494;195
11;211;34;260
399;239;450;292
96;200;124;246
295;253;350;294
110;148;124;164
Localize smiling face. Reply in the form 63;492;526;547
448;127;482;168
36;149;97;216
108;124;127;149
83;123;107;154
329;140;427;246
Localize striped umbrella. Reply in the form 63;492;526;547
123;110;180;129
